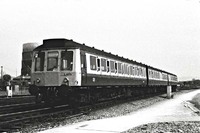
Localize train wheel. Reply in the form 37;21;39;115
55;89;59;97
35;93;43;103
68;97;81;112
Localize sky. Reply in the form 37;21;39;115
0;0;200;81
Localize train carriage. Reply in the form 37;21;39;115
147;67;168;86
29;38;178;103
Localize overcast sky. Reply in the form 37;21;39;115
0;0;200;81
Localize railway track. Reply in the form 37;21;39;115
0;95;35;106
0;96;130;132
0;104;72;132
0;91;165;132
0;102;50;115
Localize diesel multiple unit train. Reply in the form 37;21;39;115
29;38;178;103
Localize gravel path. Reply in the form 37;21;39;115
21;90;199;133
123;121;200;133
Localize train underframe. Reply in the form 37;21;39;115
29;84;176;106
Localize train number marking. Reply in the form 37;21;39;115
61;73;72;76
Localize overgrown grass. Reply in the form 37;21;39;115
191;93;200;109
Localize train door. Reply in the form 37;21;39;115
146;66;149;86
81;51;87;85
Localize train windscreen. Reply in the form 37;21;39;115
47;51;59;71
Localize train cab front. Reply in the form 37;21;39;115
29;48;81;103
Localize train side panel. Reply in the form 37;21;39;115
147;67;168;86
168;74;178;86
80;52;147;86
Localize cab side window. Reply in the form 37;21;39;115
34;52;45;72
61;51;73;71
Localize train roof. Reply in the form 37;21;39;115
34;38;177;76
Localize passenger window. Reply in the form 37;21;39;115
140;68;142;76
126;65;128;75
143;69;145;76
110;61;115;73
124;64;128;74
90;56;97;70
122;63;124;74
136;67;138;76
143;69;146;77
101;58;106;72
129;66;132;75
138;68;140;76
127;66;130;75
61;51;73;71
132;67;135;76
126;65;129;75
118;63;122;73
135;67;138;76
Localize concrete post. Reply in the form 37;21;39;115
1;66;3;81
167;86;172;99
